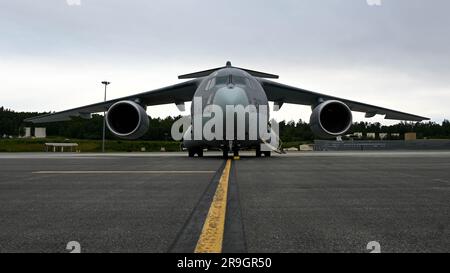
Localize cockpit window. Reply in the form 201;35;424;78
232;76;249;86
215;76;228;86
205;75;251;90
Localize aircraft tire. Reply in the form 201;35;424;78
222;149;229;159
256;146;262;157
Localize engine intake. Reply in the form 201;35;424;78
106;100;149;139
310;100;353;138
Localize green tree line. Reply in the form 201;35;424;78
1;106;449;141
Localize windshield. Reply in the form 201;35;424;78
205;75;250;90
232;76;249;86
215;76;228;86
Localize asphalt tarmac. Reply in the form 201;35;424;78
0;151;448;253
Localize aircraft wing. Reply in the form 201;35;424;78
25;78;201;123
258;78;429;122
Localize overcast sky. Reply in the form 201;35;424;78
1;0;449;124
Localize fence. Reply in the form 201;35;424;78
314;140;450;151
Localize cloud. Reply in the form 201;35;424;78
366;0;382;6
0;0;449;123
66;0;81;6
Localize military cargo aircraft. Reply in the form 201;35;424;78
26;62;429;158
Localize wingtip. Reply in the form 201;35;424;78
415;115;431;121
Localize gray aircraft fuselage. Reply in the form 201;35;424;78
182;67;269;153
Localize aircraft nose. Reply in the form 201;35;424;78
213;86;249;108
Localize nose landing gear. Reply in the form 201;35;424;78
222;141;239;158
222;148;229;159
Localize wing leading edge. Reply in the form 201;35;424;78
25;78;201;123
259;79;429;122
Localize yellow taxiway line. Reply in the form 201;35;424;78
194;159;232;253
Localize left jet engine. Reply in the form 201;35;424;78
106;100;149;139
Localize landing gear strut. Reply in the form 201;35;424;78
256;146;262;157
222;148;229;159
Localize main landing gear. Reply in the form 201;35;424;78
188;148;203;157
189;147;271;158
256;146;271;157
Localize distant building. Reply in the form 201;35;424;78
405;132;417;141
300;144;314;151
24;127;31;138
354;132;363;139
367;133;376;139
379;133;388;140
34;128;47;138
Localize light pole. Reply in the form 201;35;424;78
101;81;110;153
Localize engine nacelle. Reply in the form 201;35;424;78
310;100;353;139
106;100;149;139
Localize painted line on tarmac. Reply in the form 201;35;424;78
194;159;232;253
33;170;216;174
168;160;227;253
222;159;247;253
